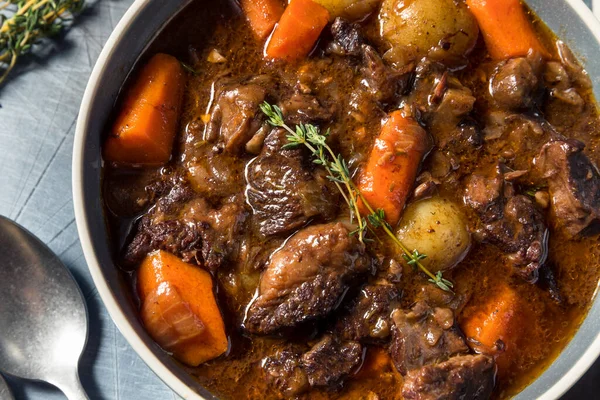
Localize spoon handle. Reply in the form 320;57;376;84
51;369;90;400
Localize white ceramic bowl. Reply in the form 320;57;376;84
73;1;600;399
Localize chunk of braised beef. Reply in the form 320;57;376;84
490;56;541;110
389;302;469;375
330;20;410;103
542;43;590;125
280;92;334;125
416;285;470;314
331;18;365;56
431;83;476;133
544;73;585;118
263;336;362;396
204;80;267;152
302;335;362;388
410;60;476;143
144;171;193;210
124;191;248;270
263;349;310;397
360;45;410;103
533;139;600;237
186;148;247;200
182;198;250;268
335;282;400;342
244;222;371;334
124;218;209;267
123;178;208;267
402;354;496;400
484;196;548;281
437;119;483;157
544;61;572;90
463;173;505;222
245;129;339;237
464;168;549;282
381;257;404;284
153;188;196;219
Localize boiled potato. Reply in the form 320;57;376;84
379;0;479;64
396;197;471;273
313;0;380;20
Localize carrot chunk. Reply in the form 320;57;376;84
241;0;285;40
141;282;207;361
466;0;550;60
357;111;431;226
266;0;330;62
104;53;185;165
138;251;228;366
461;283;526;373
355;347;394;379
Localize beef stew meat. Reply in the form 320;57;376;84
263;335;362;396
244;222;371;334
245;129;339;237
389;302;470;375
334;282;400;342
402;354;496;400
102;1;600;399
464;165;549;282
533;139;600;236
301;335;363;389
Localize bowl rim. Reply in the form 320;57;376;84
73;0;600;399
73;1;203;398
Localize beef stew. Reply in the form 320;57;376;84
101;0;600;399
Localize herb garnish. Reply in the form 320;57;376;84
0;0;85;85
260;102;454;293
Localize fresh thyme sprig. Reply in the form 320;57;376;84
0;0;85;85
261;102;366;243
260;102;454;292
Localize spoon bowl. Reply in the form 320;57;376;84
0;216;89;400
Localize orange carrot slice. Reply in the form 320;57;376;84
466;0;551;59
141;282;206;360
461;283;526;374
357;111;431;226
138;251;228;366
241;0;285;40
266;0;330;62
355;347;394;379
104;53;185;165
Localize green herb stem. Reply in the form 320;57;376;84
0;0;85;85
260;101;454;292
260;102;363;241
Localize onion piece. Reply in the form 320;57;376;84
207;49;227;64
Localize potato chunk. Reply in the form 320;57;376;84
396;197;471;273
379;0;479;64
313;0;380;20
